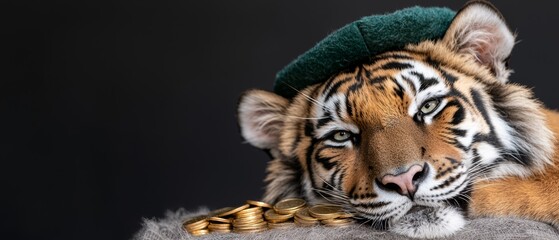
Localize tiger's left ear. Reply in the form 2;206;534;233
442;1;515;82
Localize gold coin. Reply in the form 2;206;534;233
294;217;319;225
233;215;262;223
308;205;342;220
237;207;263;214
184;221;209;232
294;208;318;221
246;200;273;208
190;229;209;236
294;220;319;227
233;217;264;226
183;215;209;231
264;209;293;222
217;204;250;217
233;221;268;230
207;223;231;230
182;215;207;227
208;216;232;223
274;198;306;214
208;207;234;217
268;221;295;229
321;218;354;227
235;211;263;218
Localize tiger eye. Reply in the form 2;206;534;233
420;99;440;114
332;131;351;142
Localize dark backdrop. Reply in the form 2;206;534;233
3;1;559;239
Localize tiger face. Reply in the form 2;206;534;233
238;2;554;238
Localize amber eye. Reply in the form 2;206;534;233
330;131;352;142
420;99;440;114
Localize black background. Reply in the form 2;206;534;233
3;1;559;239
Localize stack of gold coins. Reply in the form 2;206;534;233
273;198;306;215
308;205;354;227
207;216;232;233
182;215;210;236
264;208;293;223
293;207;320;226
182;198;356;237
232;205;268;233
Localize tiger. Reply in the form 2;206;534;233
237;1;559;238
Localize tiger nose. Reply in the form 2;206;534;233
378;164;427;199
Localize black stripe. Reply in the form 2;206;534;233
380;62;413;70
304;120;314;137
346;95;353;116
470;89;503;149
316;111;332;129
401;75;416;94
354;201;390;209
410;71;439;91
370;53;414;63
323;79;347;101
305;138;319;191
431;173;462;190
328;168;341;189
334;100;342;118
368;76;387;85
348;185;357;197
315;148;337;170
392;78;405;100
452;129;467;137
337;172;344;192
435;164;461;179
348;80;364;94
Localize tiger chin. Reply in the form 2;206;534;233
237;2;559;239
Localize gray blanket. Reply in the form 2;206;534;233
133;208;559;240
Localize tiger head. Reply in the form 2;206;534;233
237;2;554;238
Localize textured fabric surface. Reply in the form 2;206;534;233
133;208;559;240
273;6;455;98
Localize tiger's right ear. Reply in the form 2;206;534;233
237;90;289;149
441;1;515;82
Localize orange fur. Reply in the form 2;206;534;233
470;109;559;226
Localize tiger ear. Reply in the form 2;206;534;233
442;1;515;82
237;89;289;149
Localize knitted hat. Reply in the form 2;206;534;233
273;6;456;98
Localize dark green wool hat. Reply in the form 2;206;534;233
274;6;456;98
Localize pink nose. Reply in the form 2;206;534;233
379;165;425;198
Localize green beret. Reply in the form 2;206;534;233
273;6;456;98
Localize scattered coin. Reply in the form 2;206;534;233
208;216;231;223
246;200;273;208
190;228;210;236
217;204;250;217
264;209;293;223
274;198;306;214
308;205;342;220
294;208;318;221
208;207;235;217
